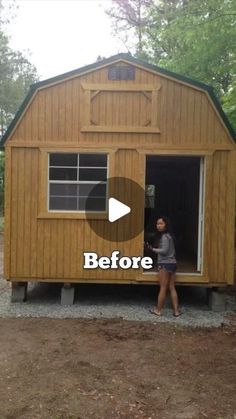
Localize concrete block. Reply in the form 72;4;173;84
11;283;27;303
207;290;226;312
61;286;75;306
225;295;236;311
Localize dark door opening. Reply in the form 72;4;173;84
144;156;202;273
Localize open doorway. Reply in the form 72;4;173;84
144;156;204;273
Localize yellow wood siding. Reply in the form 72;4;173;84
5;146;235;285
207;151;236;284
8;65;233;149
7;147;146;282
4;60;236;285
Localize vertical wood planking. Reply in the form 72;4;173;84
36;221;44;278
166;80;174;145
77;220;84;278
186;85;195;145
83;218;92;280
63;220;71;278
65;81;73;142
31;95;39;142
207;104;215;146
173;83;181;145
84;89;91;126
151;90;158;127
217;152;227;282
52;85;59;142
17;113;25;140
72;79;79;143
159;80;167;144
38;91;45;142
45;89;52;142
193;91;201;144
5;62;235;287
57;220;65;279
3;147;11;278
43;220;50;278
30;149;38;276
58;83;66;142
179;86;188;144
211;152;221;281
23;148;32;276
16;149;25;276
49;220;57;278
24;104;32;143
10;149;18;276
225;150;236;283
8;66;233;149
200;95;209;145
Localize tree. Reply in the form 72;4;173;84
147;0;236;93
0;0;38;136
222;81;236;129
107;0;236;130
0;0;38;213
106;0;153;58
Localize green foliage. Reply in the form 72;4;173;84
0;31;38;135
222;81;236;129
0;0;38;136
147;0;236;94
107;0;236;131
0;0;38;209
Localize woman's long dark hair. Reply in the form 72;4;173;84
154;216;175;246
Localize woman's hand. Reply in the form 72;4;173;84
144;242;153;251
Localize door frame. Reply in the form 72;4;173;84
143;153;206;276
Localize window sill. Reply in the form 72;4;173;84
37;212;108;220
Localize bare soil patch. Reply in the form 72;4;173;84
0;318;236;419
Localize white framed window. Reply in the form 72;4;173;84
48;153;108;212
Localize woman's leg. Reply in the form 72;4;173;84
169;272;181;316
155;268;169;314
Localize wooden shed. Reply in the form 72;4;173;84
1;54;235;302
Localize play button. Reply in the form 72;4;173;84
108;198;131;222
86;176;146;242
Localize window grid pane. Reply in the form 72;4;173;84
48;153;107;212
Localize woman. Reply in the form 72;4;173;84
147;216;182;317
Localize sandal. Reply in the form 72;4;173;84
149;309;162;317
173;311;182;317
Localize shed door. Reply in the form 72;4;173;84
144;155;204;273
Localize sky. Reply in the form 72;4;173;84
6;0;125;81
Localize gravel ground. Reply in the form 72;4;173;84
0;280;236;328
1;234;236;328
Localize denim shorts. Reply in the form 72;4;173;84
157;263;177;273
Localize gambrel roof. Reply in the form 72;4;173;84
0;53;235;148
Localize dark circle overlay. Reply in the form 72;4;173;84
86;177;145;242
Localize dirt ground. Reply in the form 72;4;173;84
0;235;236;419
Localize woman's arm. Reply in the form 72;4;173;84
151;235;170;255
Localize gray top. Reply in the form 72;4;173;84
152;233;176;264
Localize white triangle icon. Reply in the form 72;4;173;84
108;197;131;222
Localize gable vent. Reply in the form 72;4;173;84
108;65;135;81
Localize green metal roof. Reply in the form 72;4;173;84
0;53;235;148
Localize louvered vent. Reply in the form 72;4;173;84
108;65;135;80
